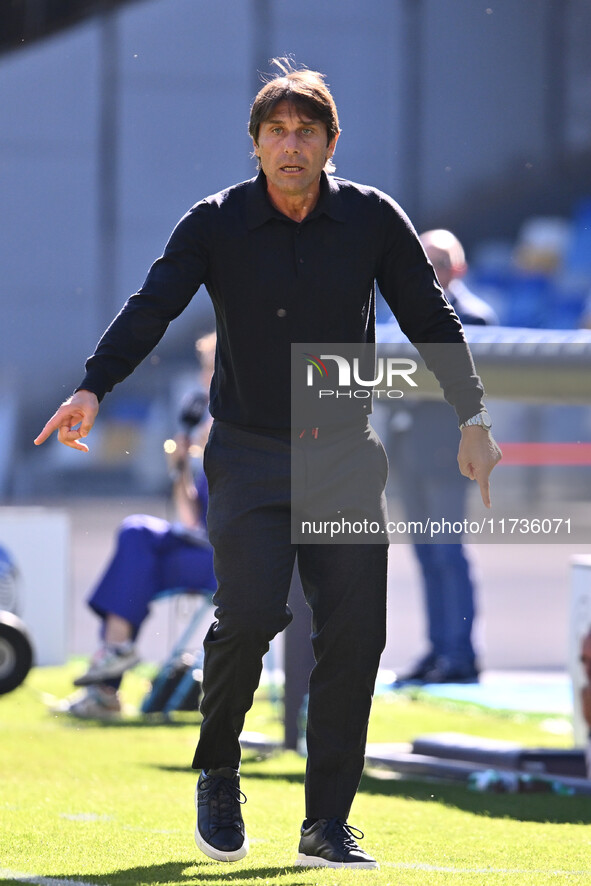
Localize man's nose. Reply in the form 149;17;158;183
284;132;299;152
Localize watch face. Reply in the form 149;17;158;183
481;412;492;429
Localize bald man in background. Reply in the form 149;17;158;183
391;230;498;686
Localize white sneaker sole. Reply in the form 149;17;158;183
294;853;379;869
194;783;249;862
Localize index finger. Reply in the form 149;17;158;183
476;471;492;509
34;401;91;448
34;415;62;446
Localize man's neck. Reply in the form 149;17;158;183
266;181;321;223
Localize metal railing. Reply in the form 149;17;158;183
377;325;591;404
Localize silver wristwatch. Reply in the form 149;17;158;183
459;410;492;431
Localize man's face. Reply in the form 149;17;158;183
253;100;338;200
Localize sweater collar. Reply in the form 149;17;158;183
245;169;346;229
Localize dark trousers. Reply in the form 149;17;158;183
192;420;388;821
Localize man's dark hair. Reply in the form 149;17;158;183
248;58;340;168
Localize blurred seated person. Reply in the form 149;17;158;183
56;333;217;718
390;230;497;685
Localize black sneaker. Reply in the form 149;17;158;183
295;817;379;869
392;652;437;687
422;659;480;684
194;767;248;862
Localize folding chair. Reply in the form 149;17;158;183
141;589;214;716
140;589;280;717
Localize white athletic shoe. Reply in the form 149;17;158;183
52;684;122;720
73;643;140;686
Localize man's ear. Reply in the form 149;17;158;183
451;260;468;281
252;139;260;157
326;131;340;161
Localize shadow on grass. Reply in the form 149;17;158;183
358;771;591;825
204;762;591;827
151;757;591;826
52;714;202;730
45;860;303;885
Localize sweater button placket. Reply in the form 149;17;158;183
294;224;304;272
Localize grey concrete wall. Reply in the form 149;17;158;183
1;0;590;461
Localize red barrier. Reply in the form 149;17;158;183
498;442;591;466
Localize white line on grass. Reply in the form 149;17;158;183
0;870;105;886
387;862;590;876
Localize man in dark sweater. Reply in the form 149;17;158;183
35;59;501;870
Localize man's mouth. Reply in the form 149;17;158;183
281;165;304;173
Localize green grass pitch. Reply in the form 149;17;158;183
1;661;590;886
